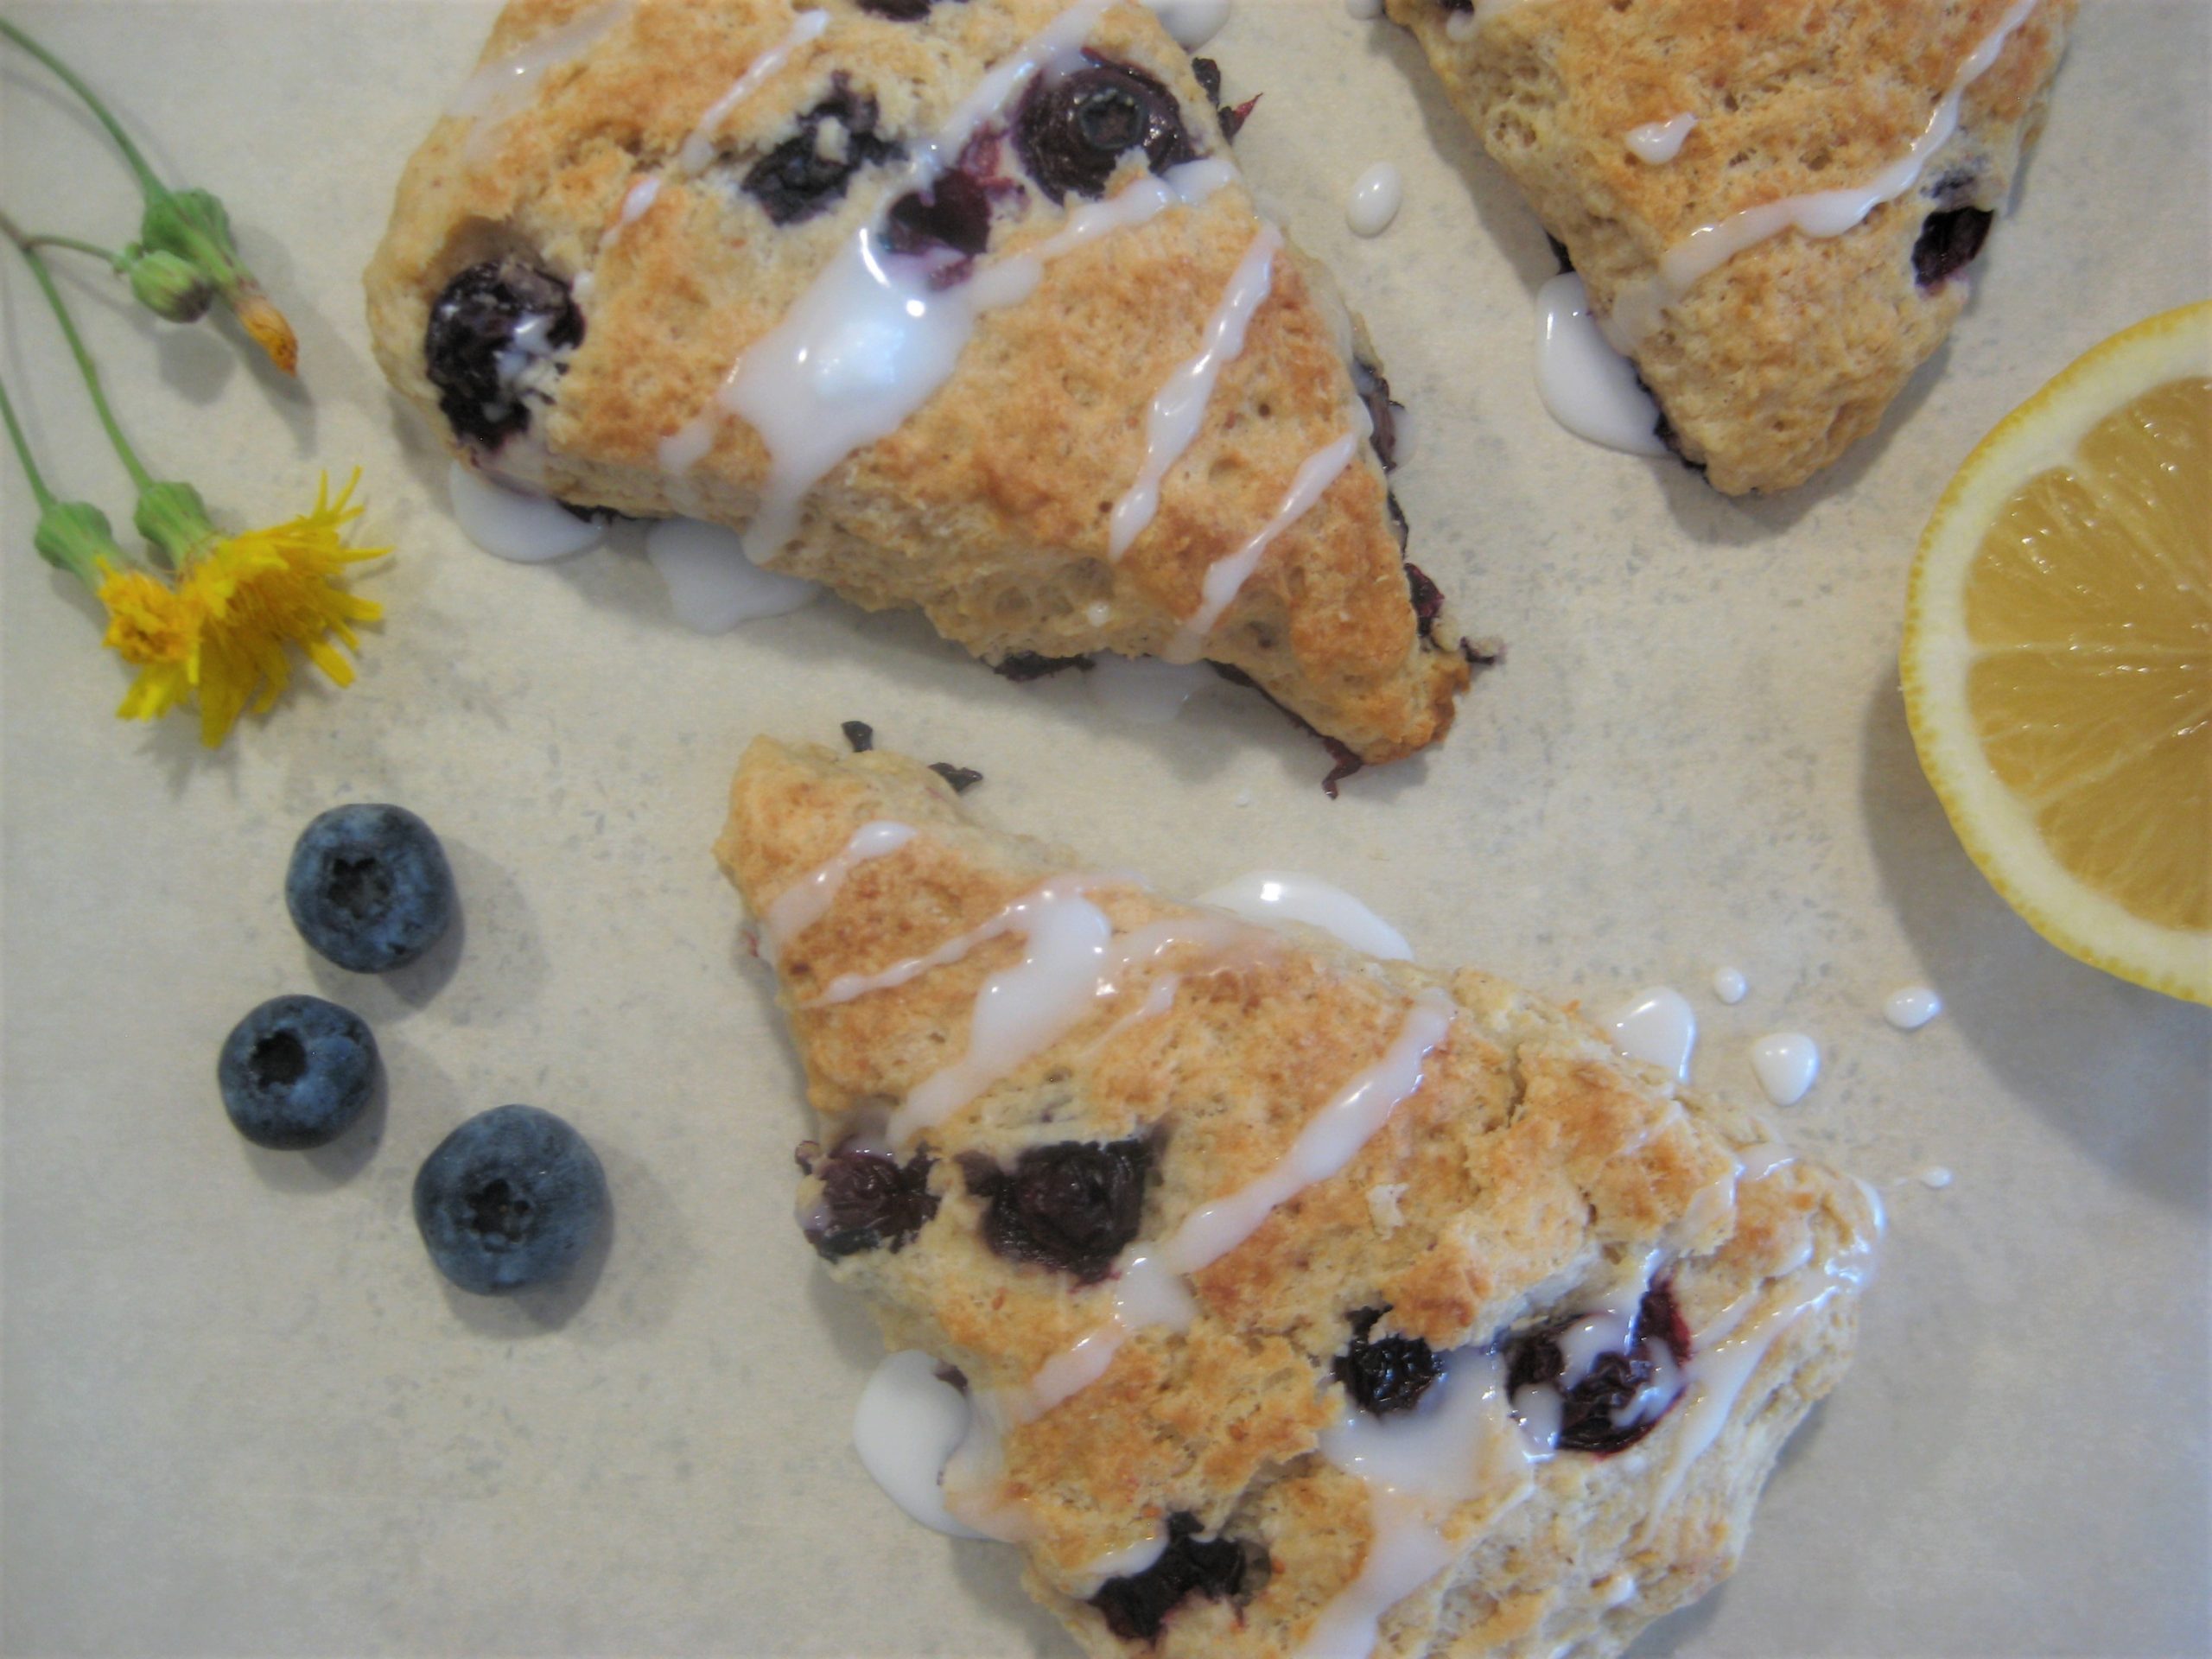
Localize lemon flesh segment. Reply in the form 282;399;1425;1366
1961;374;2212;941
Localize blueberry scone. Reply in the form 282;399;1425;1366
716;735;1883;1657
1388;0;2075;493
366;0;1471;766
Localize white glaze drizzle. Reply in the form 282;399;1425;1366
1735;1141;1797;1184
1625;113;1696;164
1302;1347;1536;1658
643;518;821;631
1109;224;1282;558
1749;1033;1821;1106
655;0;1125;489
1166;429;1359;660
1644;1212;1881;1522
890;887;1119;1141
852;1350;990;1539
1198;871;1412;960
1003;990;1454;1423
760;820;917;962
450;0;631;124
1605;0;2041;347
572;175;663;303
1884;986;1943;1029
1345;162;1403;237
679;9;830;175
445;460;607;563
1535;273;1668;457
1604;986;1697;1083
807;874;1109;1007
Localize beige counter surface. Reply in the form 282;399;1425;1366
2;3;2205;1654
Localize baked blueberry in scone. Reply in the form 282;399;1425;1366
716;736;1884;1658
365;0;1471;768
1389;0;2075;493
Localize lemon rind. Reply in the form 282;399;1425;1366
1902;300;2212;1006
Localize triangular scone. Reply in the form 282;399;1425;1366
717;736;1882;1659
1387;0;2075;494
365;0;1470;765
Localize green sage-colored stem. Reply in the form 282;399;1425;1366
0;19;168;204
23;232;128;272
2;213;155;495
0;372;57;511
0;376;59;512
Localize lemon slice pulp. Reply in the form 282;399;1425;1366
1903;302;2211;1004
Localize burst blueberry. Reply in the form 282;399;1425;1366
1334;1306;1441;1415
423;258;583;452
959;1137;1149;1281
743;79;903;225
216;994;378;1149
413;1104;610;1295
1089;1512;1254;1642
285;803;456;973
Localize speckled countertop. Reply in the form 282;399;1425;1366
2;3;2205;1655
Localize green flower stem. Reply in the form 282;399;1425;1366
22;232;128;271
0;373;58;512
3;216;153;495
0;19;167;204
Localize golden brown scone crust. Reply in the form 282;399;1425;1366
717;736;1883;1658
1388;0;2075;494
365;0;1469;762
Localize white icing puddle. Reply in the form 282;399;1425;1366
642;518;819;632
1605;986;1697;1083
1346;163;1402;237
1914;1166;1955;1190
853;1351;989;1540
1884;986;1943;1029
447;461;606;563
1198;871;1411;960
1535;273;1668;457
1749;1033;1821;1106
1712;965;1748;1005
1085;655;1214;724
1626;113;1696;164
1144;0;1230;48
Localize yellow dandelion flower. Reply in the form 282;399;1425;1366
98;473;387;747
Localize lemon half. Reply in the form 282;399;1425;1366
1903;302;2211;1005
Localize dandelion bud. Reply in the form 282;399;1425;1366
125;247;215;322
33;499;127;588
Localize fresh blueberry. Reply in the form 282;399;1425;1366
798;1139;939;1258
1503;1281;1692;1454
413;1104;610;1295
1014;54;1196;203
423;258;584;452
1089;1512;1254;1641
1334;1306;1441;1415
959;1138;1149;1282
743;79;903;225
216;994;378;1149
285;804;457;973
